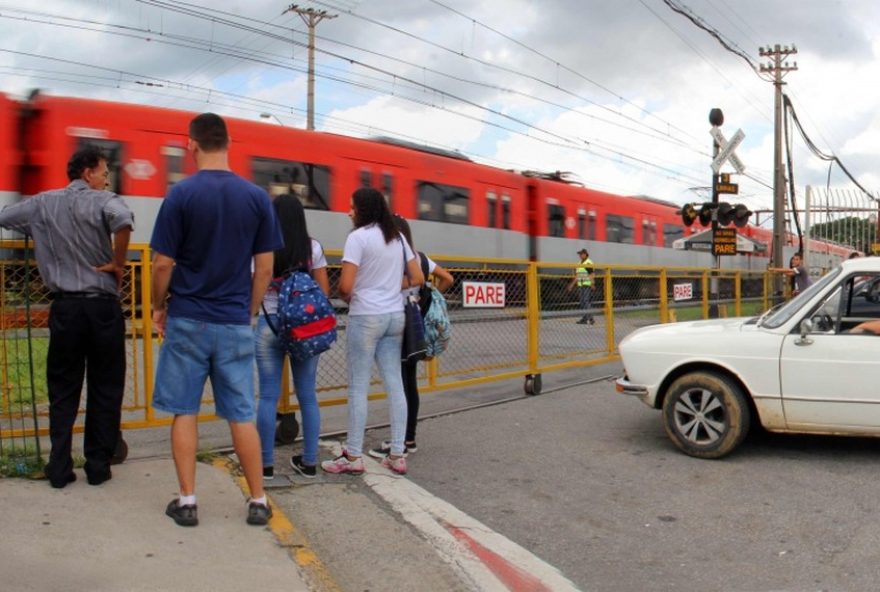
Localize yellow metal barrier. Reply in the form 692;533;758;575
0;242;781;440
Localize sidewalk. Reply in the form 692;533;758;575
0;457;313;592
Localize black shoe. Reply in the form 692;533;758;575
289;455;316;478
165;499;198;527
49;472;76;489
263;466;274;480
368;440;416;459
247;501;273;526
86;469;112;486
588;317;596;325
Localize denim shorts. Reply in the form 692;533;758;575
152;317;256;422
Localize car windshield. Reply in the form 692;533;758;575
760;266;842;329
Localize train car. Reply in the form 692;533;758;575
0;93;19;210
9;92;858;268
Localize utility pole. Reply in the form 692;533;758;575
759;44;797;299
283;4;336;131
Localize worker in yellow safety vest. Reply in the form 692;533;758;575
567;248;595;325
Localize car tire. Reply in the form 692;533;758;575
662;371;750;459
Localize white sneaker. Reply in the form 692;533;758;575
320;450;365;474
381;455;408;475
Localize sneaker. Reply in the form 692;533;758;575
165;499;198;527
247;500;273;526
290;455;317;478
367;441;417;459
381;455;408;475
320;451;365;474
263;466;274;480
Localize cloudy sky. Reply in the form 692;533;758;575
1;0;877;219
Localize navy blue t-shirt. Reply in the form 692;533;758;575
150;170;283;324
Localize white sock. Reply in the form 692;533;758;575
179;494;196;506
251;495;267;506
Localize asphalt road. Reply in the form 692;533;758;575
49;359;880;591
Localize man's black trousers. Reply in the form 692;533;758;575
44;297;125;485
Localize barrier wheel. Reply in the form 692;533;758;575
275;413;300;445
111;432;128;465
524;374;543;396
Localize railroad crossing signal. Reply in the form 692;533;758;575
680;202;752;228
710;127;746;174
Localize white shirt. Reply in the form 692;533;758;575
262;239;327;315
343;224;414;315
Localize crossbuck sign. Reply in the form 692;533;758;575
710;127;746;174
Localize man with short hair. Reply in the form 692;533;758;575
150;113;282;527
0;145;133;488
769;252;812;297
567;248;596;324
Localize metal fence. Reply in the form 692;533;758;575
0;242;778;474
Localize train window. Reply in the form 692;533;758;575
642;219;657;246
77;139;122;194
382;173;394;208
162;145;189;190
501;194;511;230
548;204;565;238
606;214;635;243
417;180;469;224
487;191;497;228
663;224;683;247
251;157;331;210
588;211;597;241
577;210;587;240
359;169;372;188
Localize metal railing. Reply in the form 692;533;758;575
0;241;780;473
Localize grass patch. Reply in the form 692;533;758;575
0;443;44;478
2;335;49;409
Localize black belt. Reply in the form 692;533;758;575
50;291;118;300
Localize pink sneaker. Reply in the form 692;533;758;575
321;451;365;474
381;455;408;475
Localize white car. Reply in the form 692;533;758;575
615;257;880;458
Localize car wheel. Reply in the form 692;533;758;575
662;371;750;459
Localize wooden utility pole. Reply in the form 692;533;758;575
759;44;797;295
284;4;336;131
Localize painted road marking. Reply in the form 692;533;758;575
326;444;581;592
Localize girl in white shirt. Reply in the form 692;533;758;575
322;188;423;475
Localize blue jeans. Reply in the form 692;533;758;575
153;317;256;422
578;285;593;320
346;312;407;457
254;314;321;467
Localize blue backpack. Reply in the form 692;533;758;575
417;252;451;359
268;271;337;361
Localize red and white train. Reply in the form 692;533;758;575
0;92;855;269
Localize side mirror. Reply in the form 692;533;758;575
796;319;814;346
800;318;813;337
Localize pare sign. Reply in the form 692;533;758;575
673;283;694;301
462;281;505;308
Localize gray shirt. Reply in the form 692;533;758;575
0;180;134;294
793;265;812;293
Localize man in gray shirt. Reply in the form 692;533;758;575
0;146;133;488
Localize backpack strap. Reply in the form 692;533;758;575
418;251;430;286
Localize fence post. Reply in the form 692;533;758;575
735;271;742;317
604;267;614;353
701;270;709;319
141;247;156;423
659;268;669;323
526;262;540;375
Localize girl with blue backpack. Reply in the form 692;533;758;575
255;194;329;479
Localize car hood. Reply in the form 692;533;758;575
622;317;755;345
